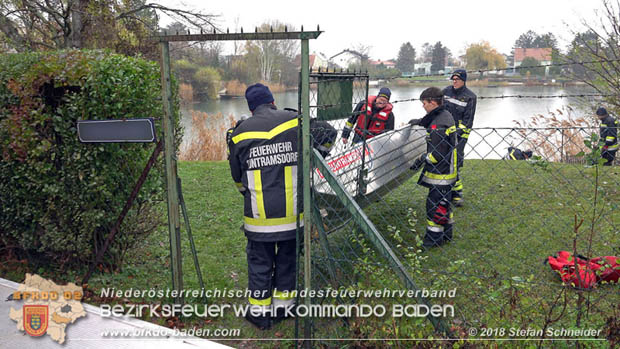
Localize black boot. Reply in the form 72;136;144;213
272;305;295;325
245;312;271;330
422;230;444;249
443;224;453;243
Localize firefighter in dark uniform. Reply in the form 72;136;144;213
596;107;618;166
342;87;395;144
443;69;476;207
409;87;458;248
228;83;336;330
504;147;533;160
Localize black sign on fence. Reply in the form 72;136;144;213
77;118;157;143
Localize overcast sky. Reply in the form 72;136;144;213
158;0;608;60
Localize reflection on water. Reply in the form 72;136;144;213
181;85;596;159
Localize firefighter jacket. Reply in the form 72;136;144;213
342;96;395;141
505;147;530;160
443;85;477;139
228;104;301;242
600;115;619;152
417;105;458;188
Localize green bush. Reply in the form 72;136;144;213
193;66;221;100
0;50;181;268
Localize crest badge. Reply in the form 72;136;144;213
23;305;48;337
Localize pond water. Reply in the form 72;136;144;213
180;84;597;159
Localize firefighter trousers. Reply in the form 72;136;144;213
246;239;296;307
602;150;616;166
452;136;467;202
424;186;453;247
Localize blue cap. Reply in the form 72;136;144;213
451;69;467;82
377;87;391;101
245;83;274;111
596;107;608;116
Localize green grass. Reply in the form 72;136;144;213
3;159;619;347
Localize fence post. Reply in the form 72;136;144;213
560;128;565;163
160;41;183;304
300;37;312;347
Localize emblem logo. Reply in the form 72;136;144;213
23;305;48;337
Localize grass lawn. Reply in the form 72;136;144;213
2;159;619;347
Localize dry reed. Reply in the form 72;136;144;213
512;106;597;162
224;80;247;96
179;111;235;161
179;83;194;105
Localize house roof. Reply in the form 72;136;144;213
514;48;552;62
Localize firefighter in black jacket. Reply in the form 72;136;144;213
409;87;458;248
342;87;395;144
228;83;336;330
504;147;533;160
596;107;618;166
443;69;477;207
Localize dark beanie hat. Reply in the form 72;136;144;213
377;87;391;101
596;107;608;116
245;83;274;111
451;69;467;82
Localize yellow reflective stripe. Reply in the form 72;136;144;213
424;171;457;180
249;297;272;306
445;125;457;136
323;142;332;148
608;144;619;150
253;170;266;219
235;182;243;189
461;133;469;139
606;136;616;141
232;118;298;144
453;180;463;191
285;166;294;217
273;289;295;300
427;220;442;227
427;153;438;164
510;150;517;160
244;213;303;227
345;122;353;127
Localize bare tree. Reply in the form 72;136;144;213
245;21;299;83
0;0;218;55
565;0;620;111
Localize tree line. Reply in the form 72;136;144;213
1;0;619;104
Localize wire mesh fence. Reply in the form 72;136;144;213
301;72;620;345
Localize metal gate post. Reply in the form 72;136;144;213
300;36;312;346
159;41;183;304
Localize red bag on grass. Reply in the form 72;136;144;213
547;251;619;289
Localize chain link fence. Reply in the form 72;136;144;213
300;72;620;345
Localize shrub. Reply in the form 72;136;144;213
0;50;181;269
193;66;221;100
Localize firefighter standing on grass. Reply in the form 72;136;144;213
443;69;477;207
227;83;336;330
341;87;395;144
596;107;618;166
409;87;458;248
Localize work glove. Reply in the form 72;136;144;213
410;154;426;171
408;118;422;126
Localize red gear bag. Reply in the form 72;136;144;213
547;251;619;289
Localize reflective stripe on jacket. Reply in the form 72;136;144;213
600;115;618;151
229;104;302;242
443;85;477;138
417;106;458;188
